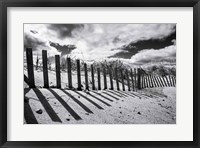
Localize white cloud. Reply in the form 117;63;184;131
24;24;176;61
130;44;176;65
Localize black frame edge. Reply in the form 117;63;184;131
1;0;200;148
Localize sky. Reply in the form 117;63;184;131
24;24;176;66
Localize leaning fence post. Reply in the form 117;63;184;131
121;70;125;91
126;69;130;91
91;65;95;90
134;68;137;91
137;68;141;90
42;50;49;88
169;76;173;87
55;55;61;88
76;59;82;90
103;68;107;89
26;48;35;88
130;69;134;91
158;76;164;87
155;76;161;87
164;76;170;86
84;63;89;90
162;76;168;87
173;76;176;86
109;67;114;90
67;57;72;89
115;68;120;90
97;68;101;90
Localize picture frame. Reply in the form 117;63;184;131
0;0;199;147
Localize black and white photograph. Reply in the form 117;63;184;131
24;24;176;124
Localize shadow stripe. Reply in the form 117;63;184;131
123;91;141;99
107;90;126;97
119;91;137;98
102;92;120;101
74;91;103;110
85;92;111;106
32;88;62;123
92;91;113;102
24;88;31;95
24;96;38;124
133;92;150;99
61;89;93;114
48;89;82;120
113;90;128;97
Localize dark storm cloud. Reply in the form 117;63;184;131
24;33;47;51
47;24;84;39
110;30;176;59
49;41;76;56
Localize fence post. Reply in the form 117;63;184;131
76;59;82;90
26;48;35;88
134;68;137;91
121;70;125;91
91;65;95;90
55;55;61;88
109;67;114;90
126;69;130;91
162;76;168;87
130;69;134;91
115;68;120;91
158;76;164;87
169;76;173;87
171;76;175;86
97;68;101;90
155;76;161;87
67;57;72;89
84;63;89;90
173;76;176;86
152;75;157;87
137;68;141;90
42;50;49;88
103;68;107;89
144;76;147;88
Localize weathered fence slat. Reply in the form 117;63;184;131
155;76;161;87
67;57;72;89
97;68;101;90
42;50;49;88
145;76;148;88
103;68;107;90
149;75;154;87
159;76;165;87
141;75;144;88
130;69;134;90
153;76;158;87
162;76;168;87
26;48;35;88
173;76;176;86
134;68;137;91
137;68;141;90
115;68;120;90
91;65;95;90
55;55;61;88
126;69;130;91
121;70;125;91
109;67;114;90
145;76;149;88
164;76;170;87
169;76;173;87
144;76;147;88
76;59;82;90
84;63;89;90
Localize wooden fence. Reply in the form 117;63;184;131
25;48;176;90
